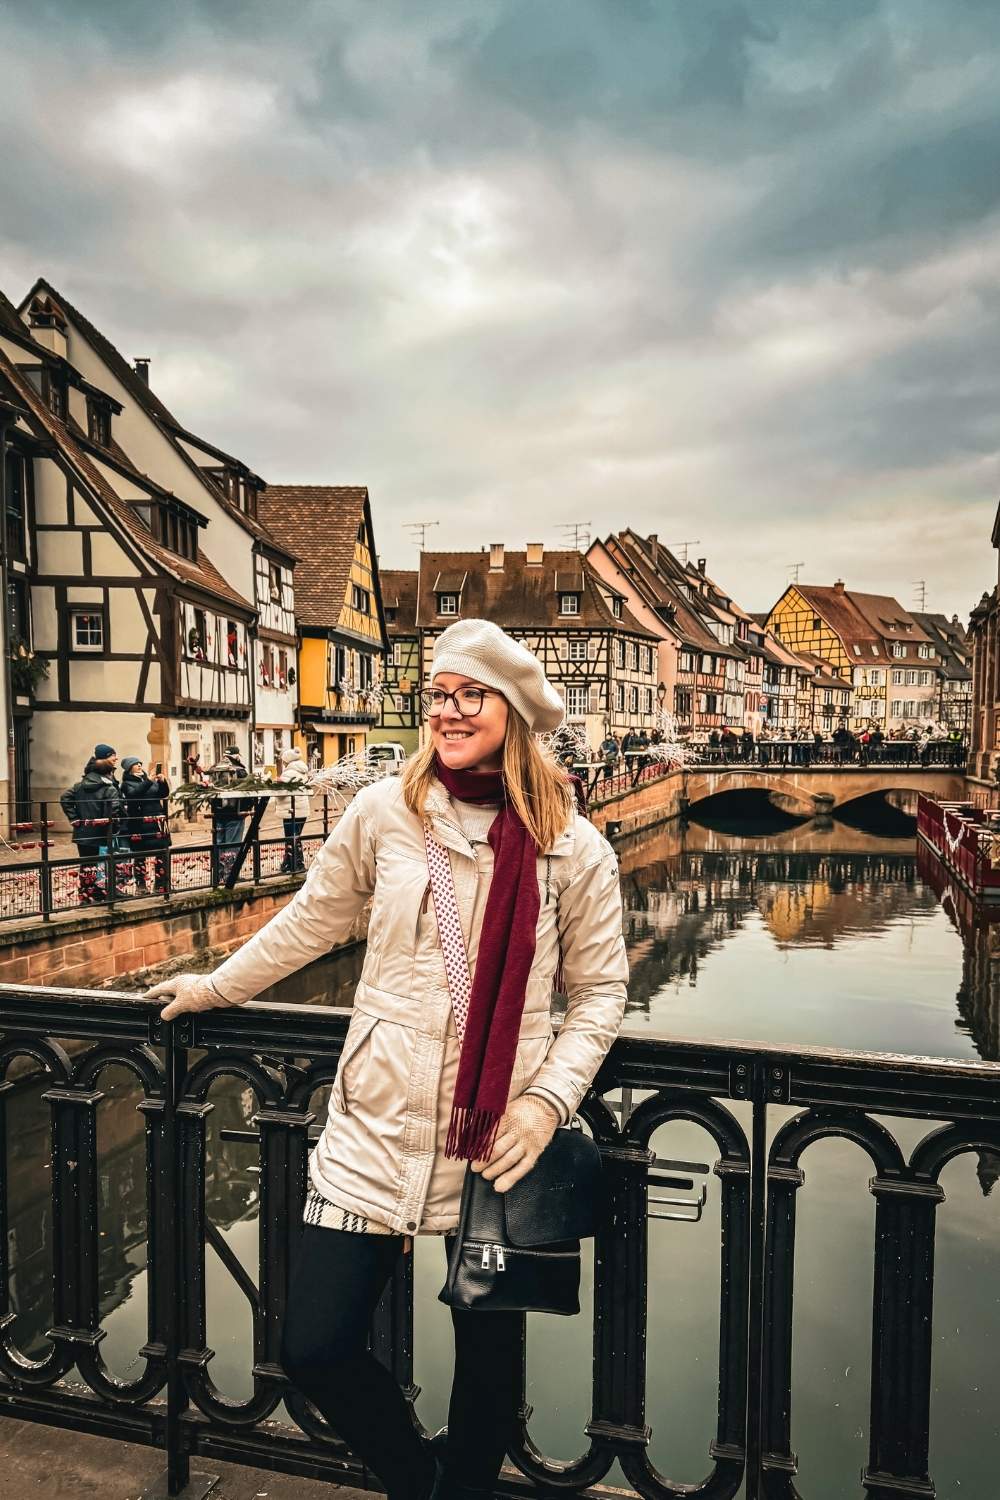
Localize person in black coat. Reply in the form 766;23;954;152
120;756;171;893
60;748;123;903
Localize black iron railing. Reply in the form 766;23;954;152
0;985;998;1499
0;798;338;925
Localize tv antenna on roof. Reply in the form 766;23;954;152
404;521;439;551
670;540;700;565
788;561;805;583
913;579;927;612
557;522;592;552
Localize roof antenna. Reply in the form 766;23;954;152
788;561;805;583
912;579;927;611
669;539;700;565
404;521;439;551
557;522;591;552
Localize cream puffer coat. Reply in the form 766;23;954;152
209;775;629;1235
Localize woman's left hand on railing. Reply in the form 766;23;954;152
146;972;233;1021
471;1094;561;1193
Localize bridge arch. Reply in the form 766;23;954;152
679;767;966;816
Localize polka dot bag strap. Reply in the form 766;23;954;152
422;824;472;1047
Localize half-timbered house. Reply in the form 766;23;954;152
372;569;420;754
416;545;658;748
0;289;256;807
767;582;937;734
589;533;757;735
17;279;299;766
257;486;388;766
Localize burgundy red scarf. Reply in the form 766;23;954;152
435;760;541;1161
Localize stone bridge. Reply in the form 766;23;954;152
678;764;967;817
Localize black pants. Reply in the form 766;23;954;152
281;1227;523;1500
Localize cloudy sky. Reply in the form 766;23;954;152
2;0;998;616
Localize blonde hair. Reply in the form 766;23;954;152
401;709;573;851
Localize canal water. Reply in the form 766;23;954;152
4;802;998;1497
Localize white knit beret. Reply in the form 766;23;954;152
431;619;565;733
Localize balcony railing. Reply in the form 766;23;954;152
0;985;997;1498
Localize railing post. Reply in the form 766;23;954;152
862;1173;944;1499
40;799;51;921
162;1016;192;1496
586;1132;655;1463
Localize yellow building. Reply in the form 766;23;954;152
258;486;387;765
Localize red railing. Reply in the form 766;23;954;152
916;794;1000;898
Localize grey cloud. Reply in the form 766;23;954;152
0;0;997;616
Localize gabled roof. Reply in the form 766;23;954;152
0;288;41;353
259;484;382;635
380;569;418;636
0;349;252;614
19;277;292;561
416;549;657;636
911;611;972;681
792;585;888;660
601;533;737;654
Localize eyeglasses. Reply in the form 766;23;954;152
421;686;496;718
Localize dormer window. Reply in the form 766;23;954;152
43;368;67;420
385;606;398;624
438;593;458;616
87;397;111;447
559;594;580;615
134;499;200;561
612;597;623;619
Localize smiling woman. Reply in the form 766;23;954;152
149;615;629;1500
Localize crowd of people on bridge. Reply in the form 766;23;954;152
58;741;314;903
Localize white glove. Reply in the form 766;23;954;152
472;1094;561;1193
146;972;232;1022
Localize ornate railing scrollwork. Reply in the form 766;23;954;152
0;988;998;1498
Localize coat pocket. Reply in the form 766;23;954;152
331;1010;379;1114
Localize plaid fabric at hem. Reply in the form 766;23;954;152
303;1187;396;1235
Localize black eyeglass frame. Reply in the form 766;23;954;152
420;686;499;718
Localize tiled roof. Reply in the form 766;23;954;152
794;650;850;688
417;549;657;637
794;586;889;660
601;534;736;654
259;485;370;628
847;591;932;645
0;288;36;348
20;277;290;557
380;569;418;635
0;350;252;613
911;611;972;681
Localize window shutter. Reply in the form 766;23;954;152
589;684;601;713
557;638;567;660
588;636;599;660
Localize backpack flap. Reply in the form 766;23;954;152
502;1127;604;1246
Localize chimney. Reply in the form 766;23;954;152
833;578;845;593
133;357;150;385
489;543;505;571
649;533;659;567
696;557;706;575
526;542;544;566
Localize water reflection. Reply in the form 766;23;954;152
5;810;999;1496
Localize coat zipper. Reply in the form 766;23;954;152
466;1240;578;1270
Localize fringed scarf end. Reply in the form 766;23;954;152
445;1104;501;1162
